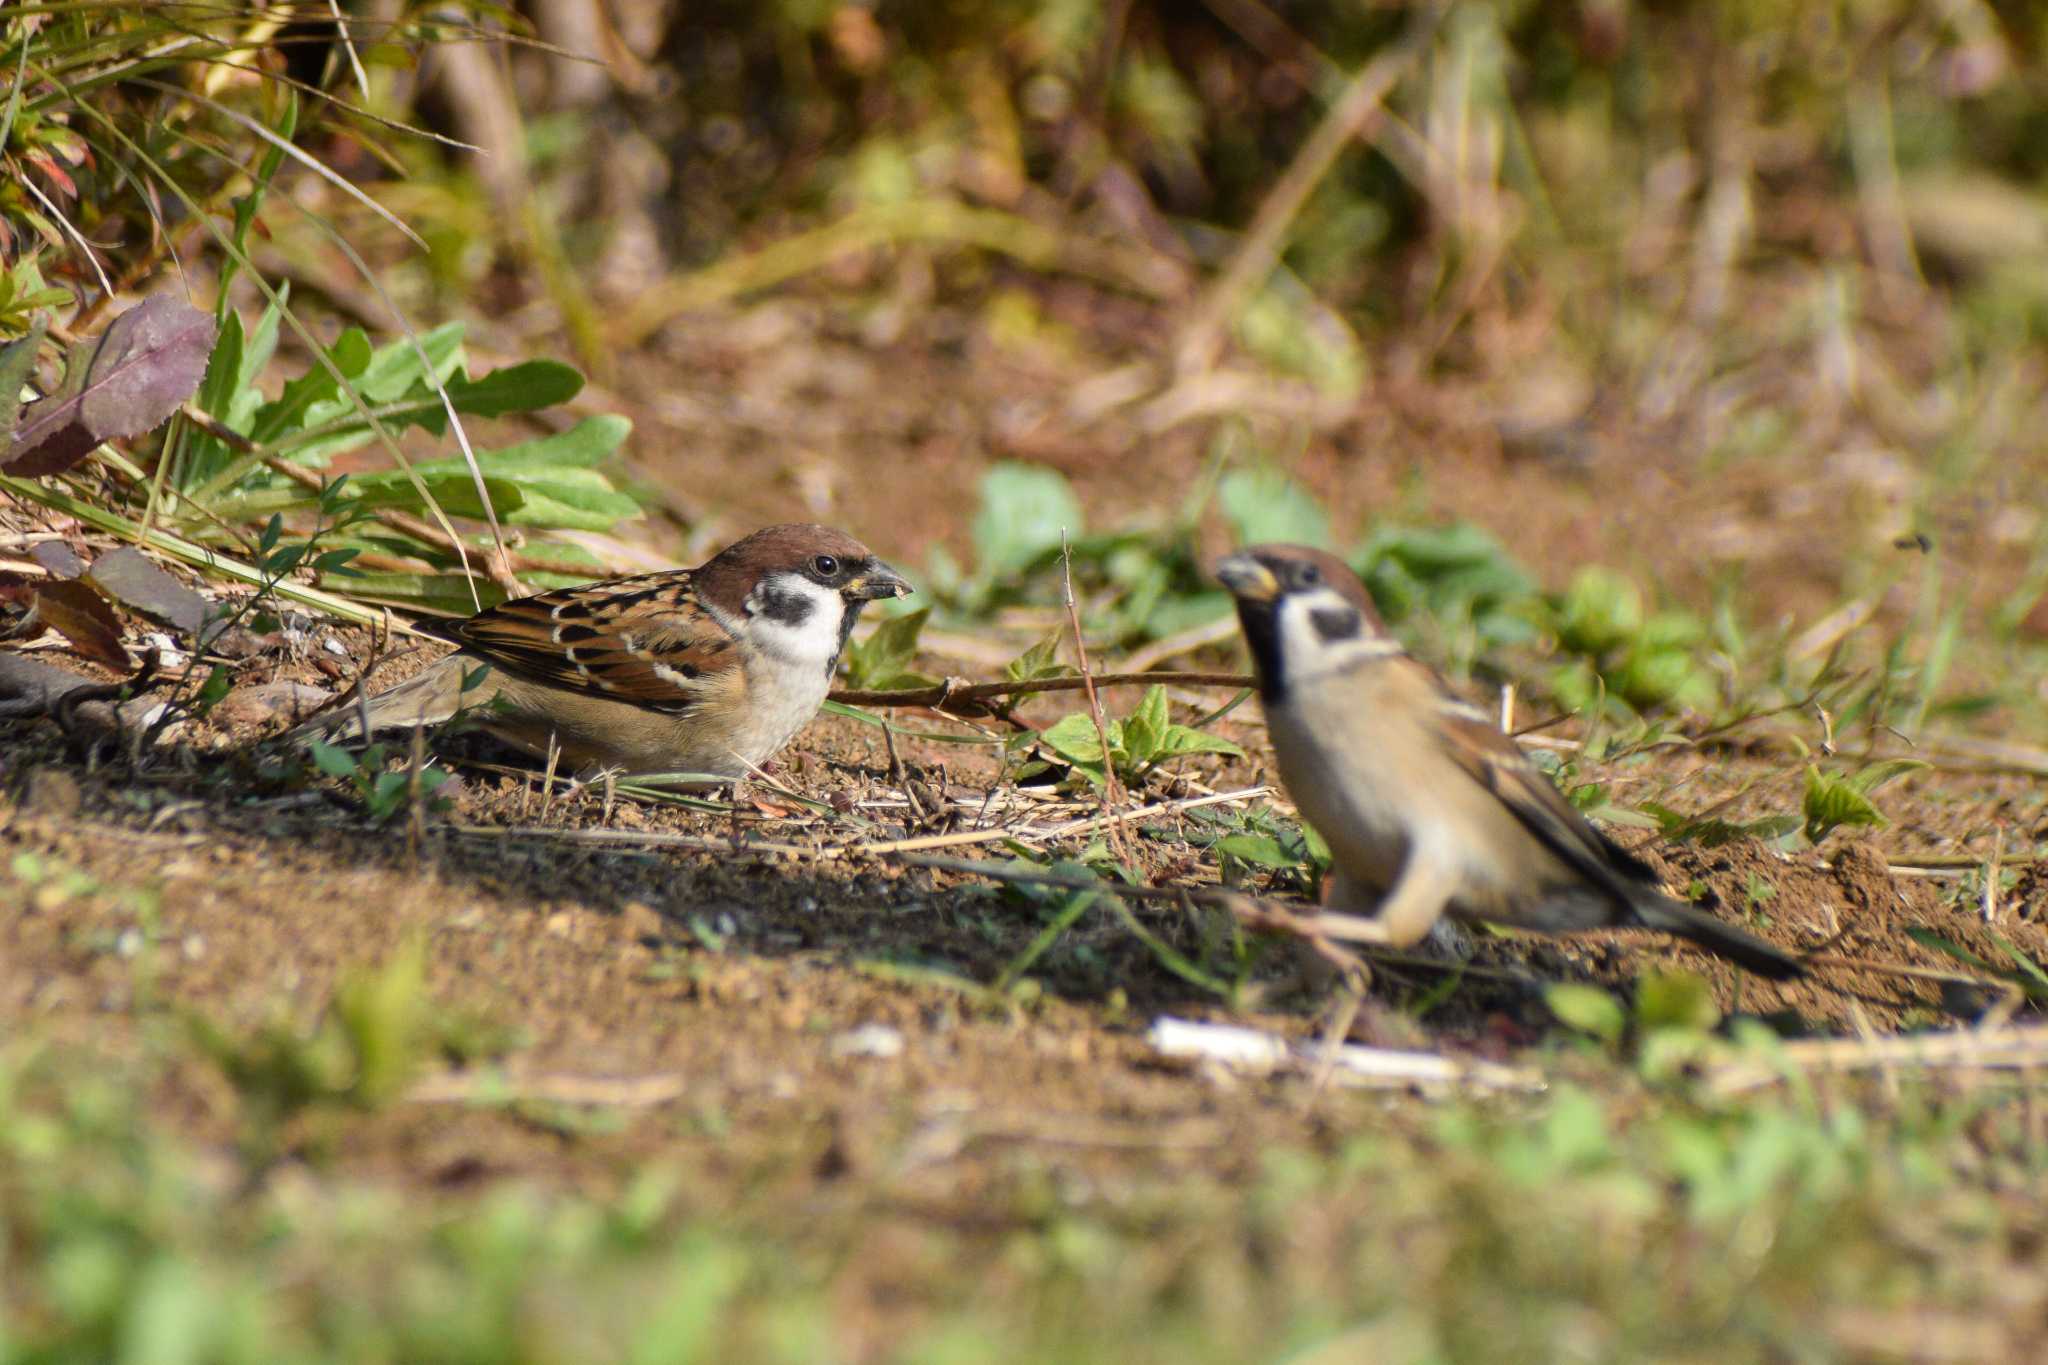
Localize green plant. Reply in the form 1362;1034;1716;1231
1030;685;1242;789
307;738;454;824
841;605;936;691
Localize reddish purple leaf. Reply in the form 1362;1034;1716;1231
33;579;131;672
3;295;216;476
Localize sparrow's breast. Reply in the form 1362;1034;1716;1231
1263;690;1413;890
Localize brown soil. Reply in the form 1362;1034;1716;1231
5;301;2046;1205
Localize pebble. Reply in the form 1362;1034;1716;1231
831;1023;905;1060
211;681;334;729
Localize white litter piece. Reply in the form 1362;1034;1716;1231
831;1023;906;1060
140;633;189;668
1146;1016;1543;1094
322;636;350;658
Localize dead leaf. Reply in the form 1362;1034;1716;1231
86;546;212;636
30;540;86;579
3;295;217;476
31;579;130;671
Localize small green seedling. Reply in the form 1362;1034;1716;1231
309;740;452;823
1032;685;1242;788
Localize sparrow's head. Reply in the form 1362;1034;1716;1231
701;524;911;674
1213;544;1391;699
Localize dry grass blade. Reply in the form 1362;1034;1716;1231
1706;1026;2048;1098
1172;2;1445;378
406;1070;689;1107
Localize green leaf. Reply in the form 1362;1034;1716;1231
252;328;372;449
1004;635;1071;683
1556;566;1643;656
1634;970;1720;1034
1121;685;1172;761
1802;764;1888;843
1040;712;1113;765
435;359;585;419
973;462;1083;577
1040;712;1121;785
843;606;935;690
1211;833;1303;868
1219;466;1331;549
309;742;361;781
1146;724;1243;761
1847;758;1931;794
1545;983;1626;1044
0;312;49;452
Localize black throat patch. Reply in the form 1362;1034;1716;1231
1232;600;1288;704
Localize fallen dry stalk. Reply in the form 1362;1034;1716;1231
828;670;1256;713
1706;1025;2048;1098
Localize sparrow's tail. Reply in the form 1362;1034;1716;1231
283;654;478;746
1629;894;1806;980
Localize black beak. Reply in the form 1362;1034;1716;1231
844;561;912;601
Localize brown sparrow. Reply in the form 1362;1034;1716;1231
293;524;910;780
1214;544;1803;979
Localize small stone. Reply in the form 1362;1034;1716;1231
831;1023;905;1060
545;910;575;937
211;681;334;730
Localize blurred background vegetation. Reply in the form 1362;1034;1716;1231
8;0;2047;726
9;7;2048;1361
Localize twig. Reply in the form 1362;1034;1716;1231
828;670;1256;713
407;1069;689;1107
1061;532;1132;862
1171;3;1443;378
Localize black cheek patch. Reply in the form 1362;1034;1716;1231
755;584;816;629
1309;606;1362;643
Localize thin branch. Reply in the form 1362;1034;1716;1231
829;670;1256;713
1062;532;1133;862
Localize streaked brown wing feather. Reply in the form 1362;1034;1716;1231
449;571;742;714
1432;690;1660;900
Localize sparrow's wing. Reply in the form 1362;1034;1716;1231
448;571;742;714
1423;672;1662;899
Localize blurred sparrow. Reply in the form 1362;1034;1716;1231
1213;544;1803;979
294;523;910;780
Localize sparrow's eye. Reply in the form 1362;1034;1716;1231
812;554;840;577
1296;563;1321;585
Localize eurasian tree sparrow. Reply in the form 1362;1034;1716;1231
293;523;910;779
1214;544;1804;979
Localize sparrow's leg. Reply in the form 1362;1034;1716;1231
1309;854;1459;949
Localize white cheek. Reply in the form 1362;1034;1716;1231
747;577;847;668
1273;589;1401;681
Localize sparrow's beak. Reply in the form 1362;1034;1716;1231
1212;552;1280;603
844;561;913;601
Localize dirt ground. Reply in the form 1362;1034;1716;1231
5;298;2046;1215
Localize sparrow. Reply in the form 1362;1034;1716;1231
1213;544;1804;979
291;523;911;780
